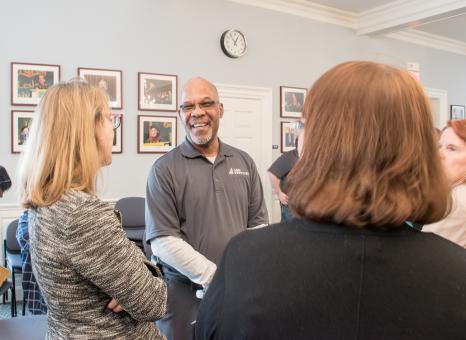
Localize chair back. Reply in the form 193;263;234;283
5;220;20;254
114;197;145;229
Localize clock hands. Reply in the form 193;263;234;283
233;34;240;46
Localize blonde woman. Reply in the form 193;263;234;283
423;119;466;247
18;80;167;339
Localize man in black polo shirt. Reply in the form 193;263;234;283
145;77;268;340
268;137;300;221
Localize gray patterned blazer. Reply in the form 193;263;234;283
29;190;167;339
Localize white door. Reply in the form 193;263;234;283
425;87;448;129
216;83;273;222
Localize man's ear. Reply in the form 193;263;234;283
219;103;224;118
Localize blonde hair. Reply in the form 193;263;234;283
18;80;109;208
288;61;451;228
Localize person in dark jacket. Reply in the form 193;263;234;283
16;210;48;314
0;165;12;198
195;61;466;340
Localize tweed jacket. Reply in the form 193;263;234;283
29;190;167;339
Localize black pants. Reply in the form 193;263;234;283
157;269;202;340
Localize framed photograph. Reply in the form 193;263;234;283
281;121;301;153
11;110;34;153
78;68;122;109
138;72;178;111
280;86;307;118
450;105;465;120
11;62;60;106
112;113;123;154
138;115;177;153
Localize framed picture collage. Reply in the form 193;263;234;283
9;62;179;154
279;85;306;153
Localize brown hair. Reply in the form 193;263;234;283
288;61;451;228
447;119;466;143
18;79;109;208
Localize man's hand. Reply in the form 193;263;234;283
278;192;289;206
106;298;124;313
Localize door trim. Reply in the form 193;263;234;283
424;87;448;128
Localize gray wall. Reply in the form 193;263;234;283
1;0;465;204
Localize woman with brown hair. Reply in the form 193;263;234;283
423;119;466;247
18;80;167;339
195;61;466;339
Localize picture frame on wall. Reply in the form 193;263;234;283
112;113;123;154
11;62;60;106
281;121;301;153
138;72;178;111
138;115;177;153
450;105;465;120
280;86;307;118
11;110;34;153
78;67;123;109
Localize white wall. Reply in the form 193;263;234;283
1;0;466;205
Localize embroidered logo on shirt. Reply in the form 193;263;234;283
228;168;249;176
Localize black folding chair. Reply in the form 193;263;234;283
115;197;146;251
4;219;22;317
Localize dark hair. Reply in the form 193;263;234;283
0;165;12;192
288;61;451;228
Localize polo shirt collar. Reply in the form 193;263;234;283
180;137;234;158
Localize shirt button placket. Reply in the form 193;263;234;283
213;163;224;193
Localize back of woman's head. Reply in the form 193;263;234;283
288;61;450;228
19;79;109;208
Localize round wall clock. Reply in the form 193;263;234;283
220;29;247;58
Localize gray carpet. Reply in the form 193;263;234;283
0;291;31;319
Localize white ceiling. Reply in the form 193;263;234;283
229;0;466;54
308;0;466;43
308;0;394;13
416;13;466;42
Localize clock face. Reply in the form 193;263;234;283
220;29;247;58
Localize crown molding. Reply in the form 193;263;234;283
357;0;466;35
387;29;466;56
228;0;466;57
228;0;357;28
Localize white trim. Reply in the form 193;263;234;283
216;83;274;222
387;29;466;56
357;0;466;35
424;87;449;128
228;0;356;28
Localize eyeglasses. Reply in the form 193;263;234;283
179;100;219;114
110;113;121;129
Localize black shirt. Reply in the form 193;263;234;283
267;149;299;193
196;218;466;340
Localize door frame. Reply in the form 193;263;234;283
424;87;448;128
